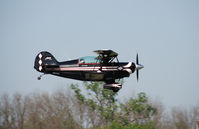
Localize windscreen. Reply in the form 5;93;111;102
79;56;100;64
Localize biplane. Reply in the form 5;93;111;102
34;49;144;92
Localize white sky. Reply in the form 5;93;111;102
0;0;199;109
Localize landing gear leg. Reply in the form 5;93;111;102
103;83;122;92
37;74;45;80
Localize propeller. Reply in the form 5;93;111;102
136;53;144;81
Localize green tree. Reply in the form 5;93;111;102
119;92;157;125
71;82;157;129
71;82;118;126
102;121;156;129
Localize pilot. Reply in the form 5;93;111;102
80;59;85;64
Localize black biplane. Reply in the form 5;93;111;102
34;49;144;92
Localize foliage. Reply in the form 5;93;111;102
119;92;157;125
0;82;198;129
101;121;156;129
71;82;118;125
0;91;80;129
71;82;157;128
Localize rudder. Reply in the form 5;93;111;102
34;51;59;72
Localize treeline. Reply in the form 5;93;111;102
0;82;198;129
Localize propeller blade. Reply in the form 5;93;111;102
136;53;139;65
136;69;139;81
136;53;139;81
135;53;143;81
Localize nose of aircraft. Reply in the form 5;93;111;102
135;54;144;81
136;64;144;70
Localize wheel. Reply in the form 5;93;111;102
112;87;119;92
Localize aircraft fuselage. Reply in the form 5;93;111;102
44;62;136;83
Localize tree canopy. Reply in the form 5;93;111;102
0;82;198;129
71;82;157;128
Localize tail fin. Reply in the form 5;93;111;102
34;51;59;72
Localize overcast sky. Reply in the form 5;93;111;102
1;0;199;109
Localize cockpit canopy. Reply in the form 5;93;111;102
79;56;101;64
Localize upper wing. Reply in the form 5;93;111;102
93;49;118;57
93;49;118;64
